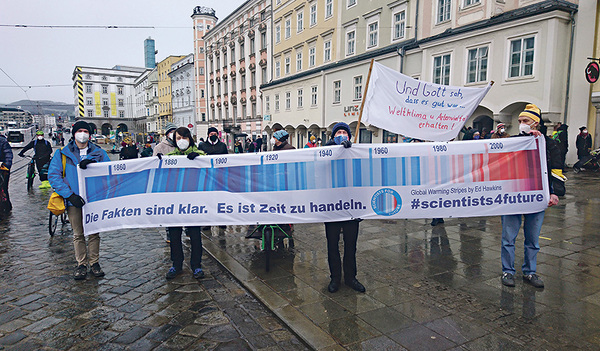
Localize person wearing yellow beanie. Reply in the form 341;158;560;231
501;103;560;289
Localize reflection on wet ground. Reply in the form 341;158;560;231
203;171;600;350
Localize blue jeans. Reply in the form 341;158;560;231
501;211;545;275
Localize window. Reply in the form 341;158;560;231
102;98;109;106
261;32;267;49
311;86;318;106
354;76;363;100
393;11;406;40
310;4;317;26
275;61;281;78
296;51;303;71
509;37;535;78
285;18;291;39
333;81;341;104
285;56;291;75
297;88;303;108
285;91;291;110
202;113;206;121
232;76;237;91
119;111;125;118
438;0;451;23
102;76;107;81
240;42;245;57
86;98;92;105
467;46;488;83
433;53;451;85
252;103;256;118
346;31;355;56
464;0;480;6
309;47;316;67
103;110;109;118
368;22;379;48
223;52;227;65
265;96;270;112
325;0;333;18
87;110;93;117
297;11;303;33
118;99;124;107
383;130;398;143
324;40;331;62
275;94;280;111
241;74;246;89
230;48;235;63
275;24;281;43
251;71;256;87
348;0;356;7
199;67;205;75
85;84;92;93
262;67;268;84
102;85;108;94
250;38;255;55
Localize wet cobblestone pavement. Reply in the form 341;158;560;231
0;151;309;350
201;169;600;350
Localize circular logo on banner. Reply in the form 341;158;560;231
586;62;599;84
371;188;402;216
188;124;193;128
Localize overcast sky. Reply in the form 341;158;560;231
0;0;242;105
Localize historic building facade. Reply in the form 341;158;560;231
157;55;186;134
203;0;272;147
169;54;196;137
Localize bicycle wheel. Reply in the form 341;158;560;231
60;212;68;224
48;212;58;236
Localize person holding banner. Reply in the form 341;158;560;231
48;121;110;280
272;130;295;150
165;127;207;280
324;122;365;293
501;104;560;288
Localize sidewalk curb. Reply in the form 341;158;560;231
201;233;339;350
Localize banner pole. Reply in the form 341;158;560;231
353;59;375;143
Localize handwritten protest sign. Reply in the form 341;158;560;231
362;62;491;141
78;137;548;235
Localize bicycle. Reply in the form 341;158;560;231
49;211;68;236
25;155;36;191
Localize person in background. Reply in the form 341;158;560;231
246;138;256;153
255;135;263;152
18;130;53;189
553;123;569;170
0;133;13;213
482;128;492;139
491;123;510;139
48;121;110;280
324;122;365;293
119;137;139;160
165;127;207;280
473;131;481;140
304;135;318;148
500;104;560;289
234;140;244;153
140;143;153;158
317;138;322;147
154;122;178;157
198;127;228;155
272;130;294;150
576;126;593;160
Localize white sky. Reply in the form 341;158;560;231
0;0;242;104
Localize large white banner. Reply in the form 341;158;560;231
78;137;548;235
362;62;491;142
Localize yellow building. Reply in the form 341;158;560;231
157;55;186;132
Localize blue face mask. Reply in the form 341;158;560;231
334;135;348;145
473;135;480;140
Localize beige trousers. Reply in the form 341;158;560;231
68;206;100;266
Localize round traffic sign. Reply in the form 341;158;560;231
586;62;599;83
188;124;193;128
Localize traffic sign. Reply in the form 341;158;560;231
586;62;599;83
188;124;193;128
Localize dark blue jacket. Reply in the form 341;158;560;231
48;141;109;205
0;136;13;169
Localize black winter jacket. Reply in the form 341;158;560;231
198;140;228;155
20;138;52;159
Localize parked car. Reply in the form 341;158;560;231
93;134;107;144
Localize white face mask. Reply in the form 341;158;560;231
500;128;505;134
519;123;531;135
75;132;89;143
270;137;277;145
176;139;190;150
37;136;44;140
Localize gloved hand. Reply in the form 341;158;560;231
156;153;163;160
18;152;24;158
67;194;86;208
187;152;199;160
79;159;97;169
0;162;7;170
341;140;352;148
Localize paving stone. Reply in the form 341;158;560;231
21;316;63;333
0;331;27;345
112;325;151;344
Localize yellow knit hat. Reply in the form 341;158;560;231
519;104;541;123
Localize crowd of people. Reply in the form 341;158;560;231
0;103;595;294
